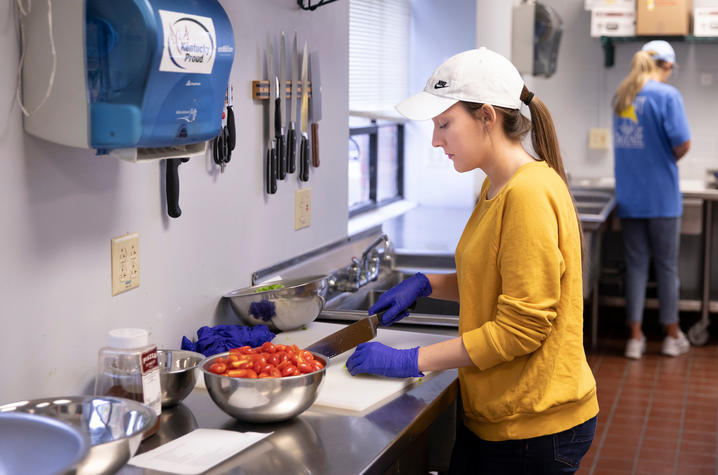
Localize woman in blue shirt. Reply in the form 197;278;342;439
612;40;691;359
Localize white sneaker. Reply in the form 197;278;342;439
662;331;690;357
625;336;646;359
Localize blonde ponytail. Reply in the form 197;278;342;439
613;50;657;115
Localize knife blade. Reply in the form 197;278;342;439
304;301;417;359
309;51;322;168
266;37;277;195
288;33;298;175
277;32;287;179
304;314;380;358
299;41;310;182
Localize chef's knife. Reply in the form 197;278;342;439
287;33;298;175
299;41;310;182
304;314;380;359
309;51;322;168
304;302;417;359
277;32;287;179
266;37;277;195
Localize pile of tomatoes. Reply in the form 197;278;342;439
207;341;325;379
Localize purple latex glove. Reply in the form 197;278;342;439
346;342;424;378
369;272;432;325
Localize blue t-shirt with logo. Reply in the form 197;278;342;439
613;80;690;218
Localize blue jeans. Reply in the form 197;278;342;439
620;217;681;326
448;416;597;474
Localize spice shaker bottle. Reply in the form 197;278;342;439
94;328;161;439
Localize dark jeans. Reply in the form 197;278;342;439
449;416;597;475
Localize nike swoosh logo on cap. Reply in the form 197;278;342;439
434;80;448;89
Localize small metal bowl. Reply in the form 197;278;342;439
158;349;204;407
200;351;326;423
0;412;90;475
0;395;156;475
223;275;329;331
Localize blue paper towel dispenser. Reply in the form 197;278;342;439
21;0;234;161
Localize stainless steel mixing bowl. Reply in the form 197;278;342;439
223;274;329;331
200;351;326;423
0;412;90;475
158;349;204;407
0;395;156;475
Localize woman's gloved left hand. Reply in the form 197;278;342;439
346;342;424;378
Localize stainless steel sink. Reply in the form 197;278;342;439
323;270;460;327
571;188;616;232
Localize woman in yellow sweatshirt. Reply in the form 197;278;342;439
346;48;598;474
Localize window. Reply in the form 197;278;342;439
348;0;409;215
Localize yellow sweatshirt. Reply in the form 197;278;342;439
456;161;598;441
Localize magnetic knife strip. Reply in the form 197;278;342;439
252;80;312;100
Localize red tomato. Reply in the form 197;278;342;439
267;354;280;366
209;363;227;374
311;360;324;372
226;354;239;362
279;364;298;377
227;368;258;378
260;342;276;353
300;350;314;361
297;362;313;374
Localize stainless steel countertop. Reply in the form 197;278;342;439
117;368;458;474
571;177;718;201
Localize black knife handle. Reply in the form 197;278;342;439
277;133;286;179
300;134;310;182
166;157;189;218
266;146;277;195
287;125;297;174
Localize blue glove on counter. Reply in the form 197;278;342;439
346;342;424;378
181;324;275;357
369;272;432;326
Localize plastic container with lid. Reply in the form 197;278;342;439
94;328;161;438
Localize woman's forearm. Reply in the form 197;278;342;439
426;273;460;301
417;336;474;372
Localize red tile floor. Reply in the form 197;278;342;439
578;309;718;475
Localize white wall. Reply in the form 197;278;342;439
404;0;477;209
0;0;349;403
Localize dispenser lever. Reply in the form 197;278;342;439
166;157;190;218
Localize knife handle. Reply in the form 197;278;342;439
287;125;297;174
300;134;310;182
277;133;286;179
311;122;319;167
266;146;277;195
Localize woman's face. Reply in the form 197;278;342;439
431;103;489;173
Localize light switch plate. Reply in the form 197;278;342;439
295;188;311;230
589;128;611;150
111;233;140;296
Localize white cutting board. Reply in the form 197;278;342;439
272;322;452;412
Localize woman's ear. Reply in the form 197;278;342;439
480;105;497;126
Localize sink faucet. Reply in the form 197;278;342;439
329;233;394;292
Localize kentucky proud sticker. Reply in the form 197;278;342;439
159;10;216;74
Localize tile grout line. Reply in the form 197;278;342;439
630;359;661;475
672;355;691;475
588;355;627;475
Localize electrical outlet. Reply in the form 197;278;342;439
589;128;611;150
295;188;311;230
111;233;140;296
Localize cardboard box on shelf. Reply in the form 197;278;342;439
591;7;637;36
694;7;718;35
636;0;692;35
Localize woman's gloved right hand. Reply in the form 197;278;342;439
369;272;432;326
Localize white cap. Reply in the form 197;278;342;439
642;40;676;64
395;47;525;121
107;328;149;349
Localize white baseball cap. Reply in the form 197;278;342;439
641;40;676;64
395;47;525;121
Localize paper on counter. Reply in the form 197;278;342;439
128;428;271;474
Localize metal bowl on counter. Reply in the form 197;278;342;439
0;411;90;475
200;351;326;423
0;395;156;475
158;349;204;407
223;274;329;331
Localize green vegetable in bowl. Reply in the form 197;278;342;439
255;283;285;293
